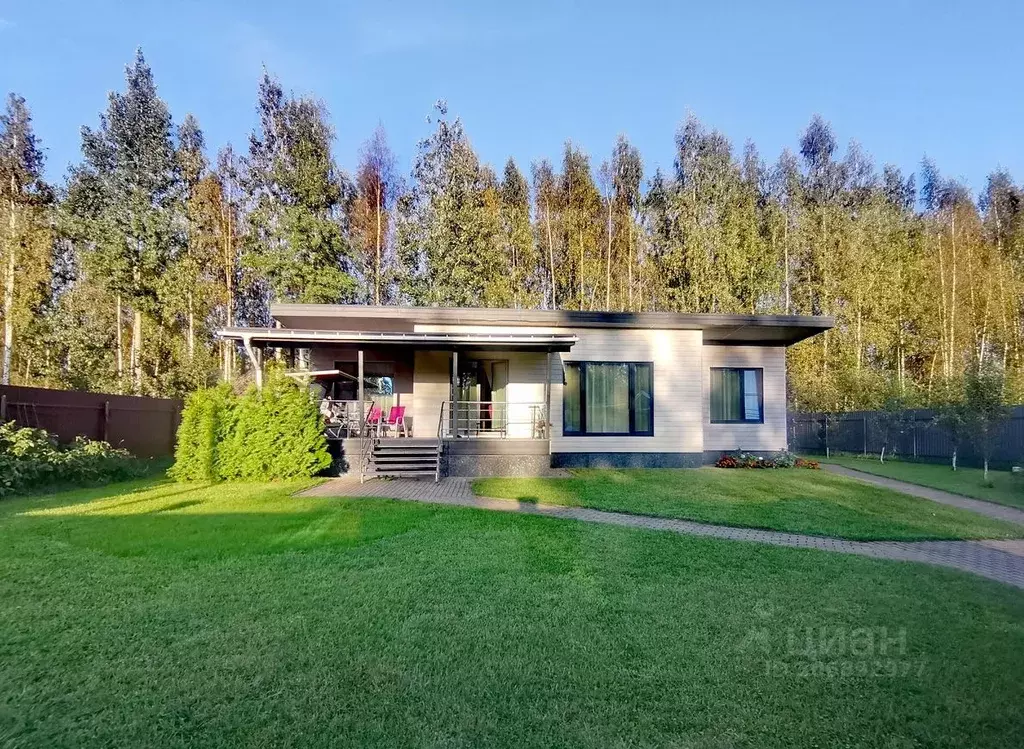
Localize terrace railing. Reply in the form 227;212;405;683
439;400;548;439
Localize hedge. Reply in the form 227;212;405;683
170;372;332;482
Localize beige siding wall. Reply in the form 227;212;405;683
412;351;450;438
480;350;547;439
549;329;705;454
702;345;787;452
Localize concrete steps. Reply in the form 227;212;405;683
365;438;440;480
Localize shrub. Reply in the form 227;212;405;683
0;421;146;498
795;457;820;469
172;372;331;482
169;384;233;482
769;450;797;468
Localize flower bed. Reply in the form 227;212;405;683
715;450;819;470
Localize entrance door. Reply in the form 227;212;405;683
456;359;507;436
490;361;508;434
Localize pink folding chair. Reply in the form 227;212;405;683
381;405;408;438
365;405;382;436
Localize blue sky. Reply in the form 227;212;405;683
1;0;1021;194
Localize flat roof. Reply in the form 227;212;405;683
216;327;579;352
269;304;833;346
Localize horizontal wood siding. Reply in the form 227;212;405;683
702;345;787;452
412;350;450;438
550;329;705;454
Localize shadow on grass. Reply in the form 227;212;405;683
6;497;439;561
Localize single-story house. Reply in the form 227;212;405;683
217;305;832;479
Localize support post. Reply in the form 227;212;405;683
450;349;458;437
0;393;6;422
103;401;110;443
357;349;364;439
544;351;552;438
241;335;263;390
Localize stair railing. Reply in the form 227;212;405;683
358;400;376;484
435;401;448;483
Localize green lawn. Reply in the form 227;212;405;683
1;478;1022;747
823;455;1024;510
474;468;1024;540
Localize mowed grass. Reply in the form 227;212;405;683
1;479;1024;748
824;454;1024;510
473;468;1024;540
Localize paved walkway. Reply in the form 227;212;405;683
304;477;1024;590
822;463;1024;525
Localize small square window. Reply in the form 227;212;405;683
710;368;763;424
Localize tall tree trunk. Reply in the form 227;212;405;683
949;213;958;377
605;201;612;310
627;216;634;311
131;309;143;395
578;230;584;310
130;240;144;394
224;208;234;381
856;305;863;369
545;199;556;310
186;292;195;359
115;294;124;387
222;170;235;382
783;215;791;314
1;193;15;386
375;184;382;305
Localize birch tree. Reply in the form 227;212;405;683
0;94;52;386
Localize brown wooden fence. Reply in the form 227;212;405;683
0;385;182;458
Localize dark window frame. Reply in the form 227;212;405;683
709;367;764;424
562;361;654;437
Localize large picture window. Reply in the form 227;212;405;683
563;362;653;436
710;368;763;423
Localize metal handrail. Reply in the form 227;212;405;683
440;400;548;439
357;400;376;484
435;402;447;483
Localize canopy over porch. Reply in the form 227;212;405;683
216;327;576;386
215;326;576;441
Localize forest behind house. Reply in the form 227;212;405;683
1;50;1022;412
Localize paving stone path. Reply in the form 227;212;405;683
822;463;1024;525
303;477;1024;590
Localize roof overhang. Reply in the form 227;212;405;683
215;327;578;352
268;304;833;346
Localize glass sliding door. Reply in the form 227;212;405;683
490;361;508;434
585;363;630;433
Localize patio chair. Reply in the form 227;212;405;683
365;405;382;437
320;400;345;440
380;405;408;438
